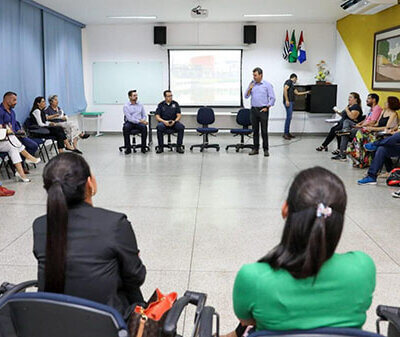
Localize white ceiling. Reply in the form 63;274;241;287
35;0;347;25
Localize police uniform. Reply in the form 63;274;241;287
155;100;185;147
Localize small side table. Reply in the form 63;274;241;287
81;112;104;137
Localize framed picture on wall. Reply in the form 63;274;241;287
372;25;400;91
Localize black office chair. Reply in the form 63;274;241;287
190;107;220;152
155;128;185;152
119;118;150;153
226;108;253;152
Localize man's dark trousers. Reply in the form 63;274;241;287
156;122;185;147
123;121;147;150
251;107;269;151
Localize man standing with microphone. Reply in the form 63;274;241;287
245;67;276;157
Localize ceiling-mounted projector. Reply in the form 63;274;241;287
340;0;397;15
191;5;208;18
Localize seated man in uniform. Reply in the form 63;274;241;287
155;90;185;154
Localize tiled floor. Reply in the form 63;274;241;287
1;133;399;334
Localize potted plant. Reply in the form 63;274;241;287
315;60;330;84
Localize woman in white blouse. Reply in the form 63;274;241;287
30;97;76;153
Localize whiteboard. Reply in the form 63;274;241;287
93;61;164;104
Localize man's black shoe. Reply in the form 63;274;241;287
141;148;147;154
249;149;259;156
264;150;270;157
177;146;184;154
156;148;163;154
125;149;132;155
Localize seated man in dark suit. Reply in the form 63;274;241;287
155;90;185;154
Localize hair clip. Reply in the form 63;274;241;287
316;203;332;219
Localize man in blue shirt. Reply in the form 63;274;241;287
122;90;148;154
0;92;39;156
245;68;276;157
155;90;185;154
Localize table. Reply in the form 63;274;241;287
148;112;238;145
81;112;104;137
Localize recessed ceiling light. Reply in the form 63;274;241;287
243;14;293;17
107;16;157;19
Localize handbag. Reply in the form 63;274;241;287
128;289;177;337
387;168;400;186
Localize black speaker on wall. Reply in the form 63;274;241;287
154;26;167;45
244;25;256;44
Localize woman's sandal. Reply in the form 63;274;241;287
316;145;328;152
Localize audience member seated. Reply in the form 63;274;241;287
346;96;399;168
33;153;146;316
331;93;382;162
316;92;363;153
155;90;185;154
0;127;41;182
226;167;375;337
30;96;75;153
0;92;39;156
45;95;89;154
122;90;148;154
0;181;15;197
358;130;400;185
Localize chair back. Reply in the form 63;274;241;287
0;292;128;337
197;107;215;126
236;109;251;128
248;328;383;337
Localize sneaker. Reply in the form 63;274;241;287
357;176;377;185
331;154;347;162
331;149;340;155
364;142;378;152
392;190;400;198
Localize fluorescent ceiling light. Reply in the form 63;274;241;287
108;15;157;19
243;14;293;17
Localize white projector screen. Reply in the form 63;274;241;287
169;50;242;107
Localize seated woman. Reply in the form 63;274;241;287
228;167;375;336
30;96;75;153
316;92;363;153
347;96;399;168
45;95;90;154
0;127;41;182
33;153;146;316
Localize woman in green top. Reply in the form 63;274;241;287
230;167;376;336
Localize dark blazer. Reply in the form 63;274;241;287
33;202;146;314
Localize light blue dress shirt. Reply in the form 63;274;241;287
123;101;146;124
245;80;276;108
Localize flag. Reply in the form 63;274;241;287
297;31;307;64
288;30;297;63
282;30;290;61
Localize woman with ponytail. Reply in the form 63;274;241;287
228;167;375;336
33;153;146;315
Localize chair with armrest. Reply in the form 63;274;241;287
23;117;54;161
226;108;253;152
0;280;216;337
190;107;220;152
